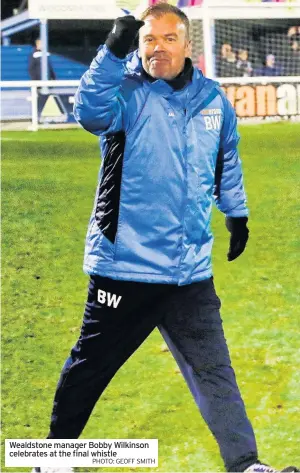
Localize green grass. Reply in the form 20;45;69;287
1;124;300;473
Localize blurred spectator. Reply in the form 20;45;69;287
287;26;300;75
236;49;253;77
218;43;237;77
287;25;300;41
254;54;283;76
28;38;56;80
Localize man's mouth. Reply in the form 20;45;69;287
150;57;169;64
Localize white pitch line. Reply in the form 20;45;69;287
1;137;36;141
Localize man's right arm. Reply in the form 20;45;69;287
74;46;128;136
74;16;144;137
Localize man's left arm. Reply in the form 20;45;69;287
214;92;249;261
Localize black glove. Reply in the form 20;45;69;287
105;16;145;59
226;216;249;261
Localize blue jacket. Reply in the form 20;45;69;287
74;45;248;286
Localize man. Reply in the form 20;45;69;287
253;54;283;77
33;5;299;473
236;49;252;77
28;38;56;81
218;43;237;77
28;38;56;121
286;26;300;75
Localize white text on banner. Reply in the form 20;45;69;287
5;439;158;468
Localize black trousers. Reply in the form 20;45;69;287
48;276;257;472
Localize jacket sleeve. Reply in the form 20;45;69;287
213;91;249;217
73;45;128;136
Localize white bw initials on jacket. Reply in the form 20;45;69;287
204;115;221;130
202;108;222;130
97;289;122;309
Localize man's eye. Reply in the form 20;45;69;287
144;38;153;43
166;37;176;42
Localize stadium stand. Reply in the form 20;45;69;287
1;44;87;122
1;45;88;81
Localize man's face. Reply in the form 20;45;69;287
221;44;231;59
266;55;275;67
239;50;248;61
139;13;191;80
36;39;42;50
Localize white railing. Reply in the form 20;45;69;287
1;77;300;130
1;80;79;131
0;80;80;87
185;1;300;19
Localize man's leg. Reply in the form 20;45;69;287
158;277;257;472
48;275;169;439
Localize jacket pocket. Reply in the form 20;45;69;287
86;219;115;261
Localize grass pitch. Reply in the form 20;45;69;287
1;123;300;473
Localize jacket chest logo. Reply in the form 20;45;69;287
201;108;222;131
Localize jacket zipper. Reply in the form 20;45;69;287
177;106;188;279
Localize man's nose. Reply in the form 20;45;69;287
153;41;165;52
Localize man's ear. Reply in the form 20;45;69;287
185;40;192;58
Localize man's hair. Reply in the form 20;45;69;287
140;3;190;39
